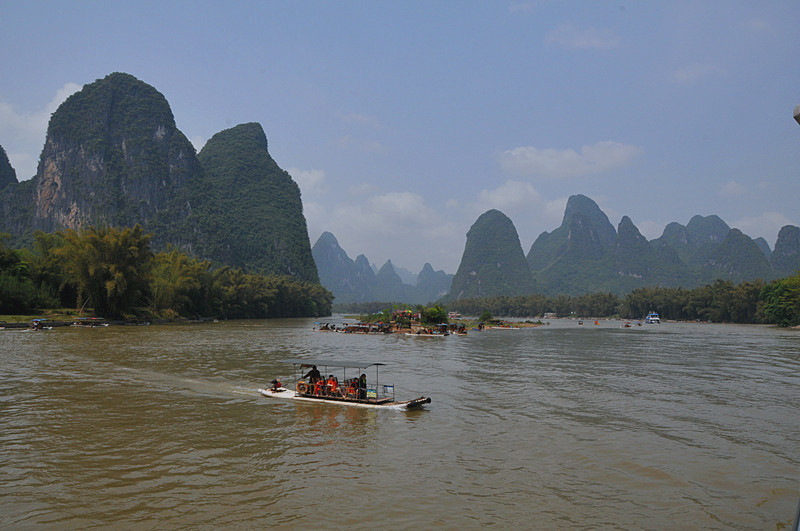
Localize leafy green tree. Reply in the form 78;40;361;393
57;225;153;318
23;231;76;307
761;274;800;327
421;304;448;324
0;233;59;313
149;248;205;316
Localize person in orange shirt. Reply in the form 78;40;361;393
327;375;339;397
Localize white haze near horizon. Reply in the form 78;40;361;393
1;1;798;274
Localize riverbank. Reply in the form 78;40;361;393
0;315;218;329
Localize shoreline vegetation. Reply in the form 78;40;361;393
3;226;799;329
335;273;800;329
1;226;333;321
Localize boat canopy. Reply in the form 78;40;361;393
281;358;385;369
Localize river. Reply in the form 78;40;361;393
1;318;798;528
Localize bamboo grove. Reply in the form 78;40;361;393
0;226;333;319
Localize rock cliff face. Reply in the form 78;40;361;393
0;72;320;283
449;209;535;300
771;225;800;274
32;72;202;233
0;145;17;189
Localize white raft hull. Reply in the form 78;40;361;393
258;387;431;410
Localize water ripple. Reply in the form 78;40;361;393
1;319;798;527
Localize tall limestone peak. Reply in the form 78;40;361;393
416;263;453;303
191;122;318;282
650;222;691;262
312;232;377;304
686;215;730;246
527;194;616;271
559;212;608;260
561;194;616;248
0;145;17;189
314;231;340;249
657;222;689;246
526;229;560;271
450;209;535;300
703;228;772;281
313;231;355;286
771;225;800;274
33;72;202;232
354;254;375;279
614;216;651;266
373;260;406;302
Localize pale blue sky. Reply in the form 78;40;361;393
2;1;798;273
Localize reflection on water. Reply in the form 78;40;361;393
1;319;798;527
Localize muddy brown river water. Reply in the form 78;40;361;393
1;318;798;528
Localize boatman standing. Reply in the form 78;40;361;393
358;373;367;399
303;365;322;383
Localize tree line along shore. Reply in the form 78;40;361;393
0;225;333;321
3;225;799;328
337;275;800;328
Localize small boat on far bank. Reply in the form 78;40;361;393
645;312;661;324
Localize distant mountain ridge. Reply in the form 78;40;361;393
311;231;452;304
522;195;797;296
0;72;318;282
315;195;798;303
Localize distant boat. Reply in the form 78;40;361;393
645;312;661;324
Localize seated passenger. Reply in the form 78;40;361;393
327;375;339;396
346;379;358;398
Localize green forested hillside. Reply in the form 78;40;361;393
449;209;535;299
520;195;785;296
188;123;319;282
